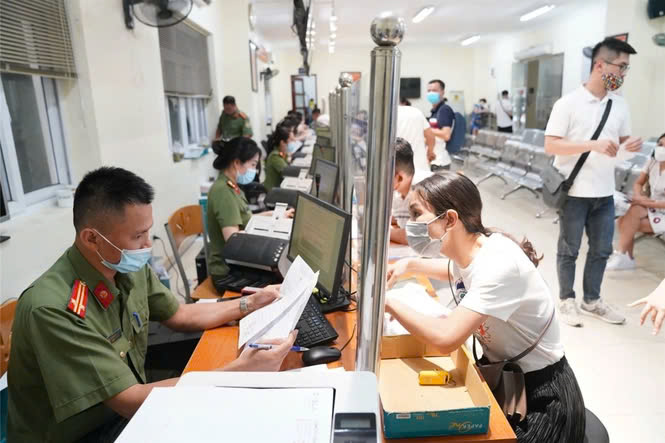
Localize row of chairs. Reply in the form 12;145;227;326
464;129;550;201
461;129;659;221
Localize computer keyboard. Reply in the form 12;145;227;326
294;296;339;349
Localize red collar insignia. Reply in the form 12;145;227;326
93;282;114;310
227;180;240;194
67;280;88;319
279;152;286;159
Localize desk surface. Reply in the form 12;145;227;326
186;276;516;443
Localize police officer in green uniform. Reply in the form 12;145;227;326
7;167;296;442
215;95;253;140
207;138;261;290
263;121;297;191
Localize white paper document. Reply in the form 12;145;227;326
383;282;451;336
116;386;334;443
238;256;319;348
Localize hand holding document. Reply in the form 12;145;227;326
383;282;451;336
238;256;319;348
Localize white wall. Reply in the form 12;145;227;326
271;42;477;123
0;0;259;302
475;0;608;105
605;0;665;137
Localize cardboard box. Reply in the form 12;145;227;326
379;335;491;439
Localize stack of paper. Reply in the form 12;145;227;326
238;256;319;348
116;386;334;443
384;282;451;336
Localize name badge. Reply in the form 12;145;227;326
107;328;122;344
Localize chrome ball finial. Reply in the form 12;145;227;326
339;72;354;87
370;12;405;46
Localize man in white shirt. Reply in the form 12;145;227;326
545;38;643;327
397;105;435;173
495;90;513;133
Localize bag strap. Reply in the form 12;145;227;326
447;260;557;365
563;99;613;190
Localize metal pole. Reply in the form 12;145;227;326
338;74;354;213
355;12;404;373
334;85;343;171
329;90;338;150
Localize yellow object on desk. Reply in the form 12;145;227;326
418;370;452;385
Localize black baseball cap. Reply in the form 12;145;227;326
223;96;236;105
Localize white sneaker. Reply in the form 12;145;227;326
580;299;626;325
605;251;635;271
559;298;583;327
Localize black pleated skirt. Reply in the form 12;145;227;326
513;356;586;443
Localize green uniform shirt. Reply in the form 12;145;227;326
206;174;253;277
263;150;289;191
216;110;252;140
7;246;179;442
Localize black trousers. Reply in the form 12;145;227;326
514;356;586;443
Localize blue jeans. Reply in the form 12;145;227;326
557;196;614;303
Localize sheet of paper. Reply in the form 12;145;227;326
238;256;319;347
383;282;451;336
116;386;334;443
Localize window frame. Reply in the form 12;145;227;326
0;73;71;216
165;94;210;152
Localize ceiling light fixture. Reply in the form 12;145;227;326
412;5;435;23
330;15;337;22
461;35;480;46
520;5;555;22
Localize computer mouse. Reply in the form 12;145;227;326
302;346;342;366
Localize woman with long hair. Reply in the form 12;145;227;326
385;172;585;443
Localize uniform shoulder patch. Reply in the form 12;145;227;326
227;180;241;194
67;280;88;319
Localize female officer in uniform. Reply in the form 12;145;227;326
207;137;260;291
263;121;297;191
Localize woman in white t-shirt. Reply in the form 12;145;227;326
608;133;665;270
385;172;585;443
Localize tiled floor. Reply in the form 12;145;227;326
168;167;665;442
464;167;665;442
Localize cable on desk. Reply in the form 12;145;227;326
339;323;356;352
154;236;186;300
344;259;359;274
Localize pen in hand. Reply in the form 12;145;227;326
248;343;309;352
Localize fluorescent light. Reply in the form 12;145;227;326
330;33;336;39
330;15;338;22
412;6;435;23
330;23;337;31
520;5;555;22
329;47;335;53
461;35;480;46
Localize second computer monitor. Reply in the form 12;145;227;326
287;192;350;301
311;158;338;205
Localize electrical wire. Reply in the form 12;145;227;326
344;259;359;274
154;236;186;300
339;323;356;352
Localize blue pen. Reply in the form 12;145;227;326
248;343;309;352
132;312;142;328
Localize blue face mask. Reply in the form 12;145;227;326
94;229;152;274
426;91;441;105
287;141;300;153
237;168;257;185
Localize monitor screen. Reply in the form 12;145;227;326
311;158;338;205
400;77;421;99
288;193;350;296
0;167;8;223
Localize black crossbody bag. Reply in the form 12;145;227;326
542;99;613;209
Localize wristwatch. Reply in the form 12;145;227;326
239;297;250;315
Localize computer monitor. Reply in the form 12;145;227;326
288;192;351;306
311;158;338;205
0;183;8;224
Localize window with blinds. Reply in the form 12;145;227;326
0;0;76;79
159;21;211;96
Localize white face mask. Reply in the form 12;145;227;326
655;146;665;162
405;212;449;258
